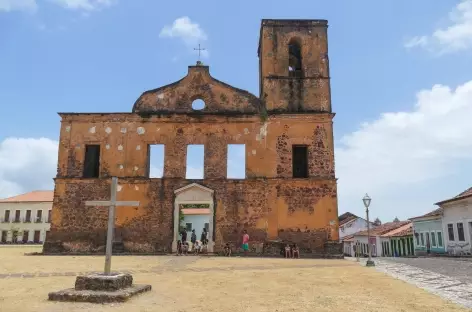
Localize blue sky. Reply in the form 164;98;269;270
1;0;472;222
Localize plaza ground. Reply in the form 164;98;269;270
0;247;469;312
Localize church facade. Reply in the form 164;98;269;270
43;19;341;256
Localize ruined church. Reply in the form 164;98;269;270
43;19;341;256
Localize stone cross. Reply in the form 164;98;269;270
85;177;139;276
194;43;206;61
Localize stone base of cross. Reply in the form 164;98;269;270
85;177;139;276
48;177;151;304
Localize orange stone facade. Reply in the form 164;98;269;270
43;19;341;255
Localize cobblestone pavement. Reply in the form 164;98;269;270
0;256;352;279
349;257;472;309
384;257;472;284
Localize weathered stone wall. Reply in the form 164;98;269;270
259;19;331;112
45;178;338;254
46;19;340;256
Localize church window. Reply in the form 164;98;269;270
292;145;308;178
288;39;303;77
83;145;100;178
227;144;245;179
192;99;205;110
147;144;165;178
186;145;204;179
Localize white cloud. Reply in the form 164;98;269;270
186;166;203;179
0;0;37;12
47;0;116;11
0;138;58;198
336;80;472;219
160;17;209;58
405;0;472;54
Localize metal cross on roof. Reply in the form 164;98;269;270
194;43;206;62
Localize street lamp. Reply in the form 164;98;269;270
363;193;375;267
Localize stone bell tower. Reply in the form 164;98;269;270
258;19;331;113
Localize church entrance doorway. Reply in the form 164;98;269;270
172;183;214;253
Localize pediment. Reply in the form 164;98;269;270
132;64;262;114
174;183;214;202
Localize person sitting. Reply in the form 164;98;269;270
176;240;182;256
224;243;232;257
284;244;291;258
182;241;189;255
291;244;300;259
194;240;202;254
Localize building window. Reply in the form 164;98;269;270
186;145;204;179
3;210;9;222
22;230;29;243
447;224;455;241
457;223;465;241
437;232;443;247
185;223;192;232
292;145;308;178
288;38;303;77
14;210;21;223
33;230;41;244
420;233;424;246
431;232;436;247
83;144;101;178
1;230;7;243
25;210;31;223
36;210;43;223
47;210;51;223
415;234;419;246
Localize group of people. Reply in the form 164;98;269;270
176;228;209;256
176;228;300;259
284;243;300;258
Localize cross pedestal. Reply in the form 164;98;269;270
48;177;152;303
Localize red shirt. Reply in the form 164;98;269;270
243;234;249;244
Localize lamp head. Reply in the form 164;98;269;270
362;193;371;208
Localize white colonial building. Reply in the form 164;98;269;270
338;212;373;240
0;191;53;244
435;187;472;256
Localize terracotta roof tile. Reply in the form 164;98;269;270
354;221;410;237
0;191;53;203
339;215;358;226
436;186;472;205
339;212;358;224
410;208;443;220
381;223;412;238
341;234;354;242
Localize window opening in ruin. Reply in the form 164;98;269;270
192;99;206;110
288;39;303;77
83;144;100;178
227;144;246;179
292;145;308;178
186;145;204;179
148;144;165;178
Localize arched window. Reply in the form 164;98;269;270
288;39;302;77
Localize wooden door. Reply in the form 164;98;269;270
22;231;29;243
1;231;7;243
33;231;40;243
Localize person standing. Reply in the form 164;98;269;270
191;229;197;250
180;227;187;243
242;230;249;256
201;228;208;246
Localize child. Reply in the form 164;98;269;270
292;244;300;259
284;244;291;258
224;243;232;257
182;241;189;255
176;240;182;256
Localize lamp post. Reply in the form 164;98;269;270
363;193;375;267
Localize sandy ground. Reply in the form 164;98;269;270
0;246;469;312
